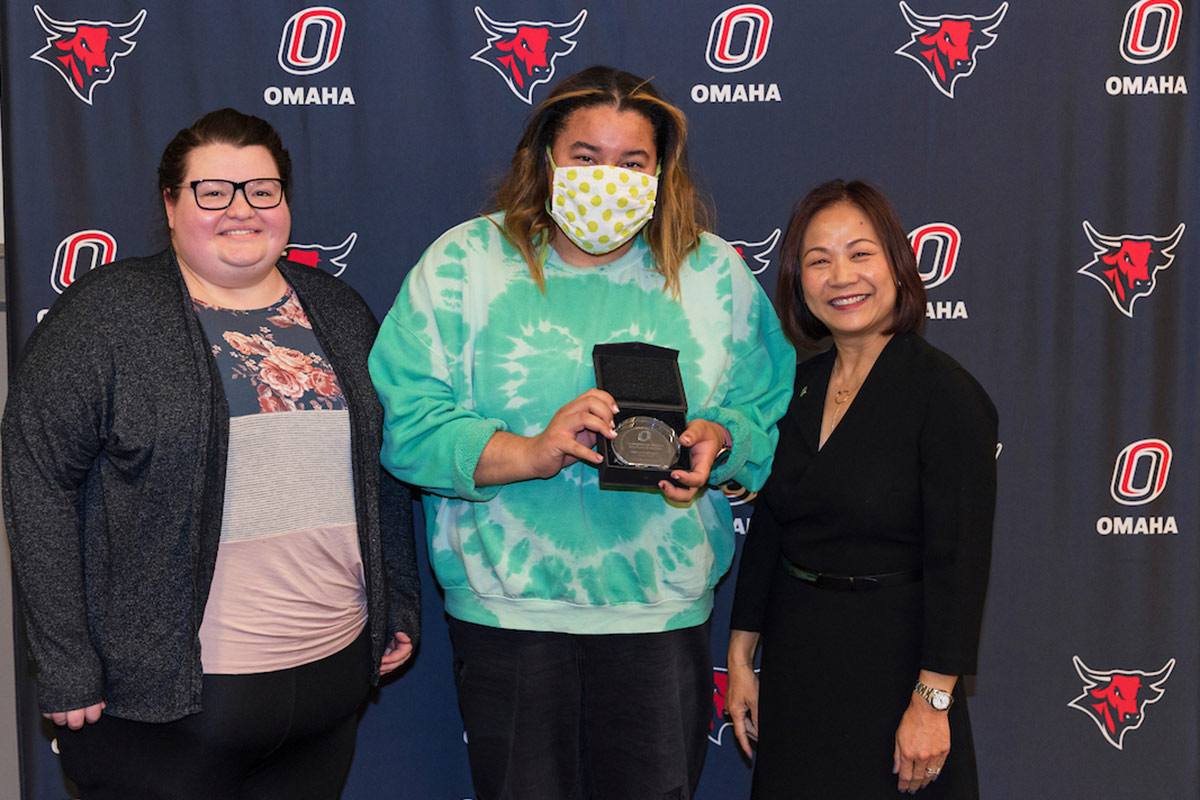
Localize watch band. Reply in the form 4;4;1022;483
914;680;954;711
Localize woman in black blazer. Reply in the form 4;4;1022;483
726;180;997;798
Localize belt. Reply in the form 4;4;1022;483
781;556;922;591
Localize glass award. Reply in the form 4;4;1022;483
611;416;681;470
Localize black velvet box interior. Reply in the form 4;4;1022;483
592;342;690;488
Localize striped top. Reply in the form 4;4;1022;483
193;288;365;674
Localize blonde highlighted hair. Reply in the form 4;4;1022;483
492;65;709;296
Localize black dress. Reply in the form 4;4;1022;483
730;334;997;799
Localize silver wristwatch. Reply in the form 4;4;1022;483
914;680;954;711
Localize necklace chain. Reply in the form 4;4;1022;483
823;342;889;443
830;366;865;427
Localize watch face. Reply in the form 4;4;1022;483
932;691;951;711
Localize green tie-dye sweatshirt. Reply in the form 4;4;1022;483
369;215;795;633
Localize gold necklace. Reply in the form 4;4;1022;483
830;367;865;428
834;384;859;405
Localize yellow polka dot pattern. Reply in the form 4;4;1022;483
548;163;659;253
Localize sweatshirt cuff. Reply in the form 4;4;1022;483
451;418;507;501
691;406;749;486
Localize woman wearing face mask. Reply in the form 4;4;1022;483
369;66;794;800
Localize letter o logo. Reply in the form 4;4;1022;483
705;4;773;73
1110;438;1172;505
1120;0;1182;64
51;230;117;294
720;479;758;507
278;6;346;75
909;222;961;290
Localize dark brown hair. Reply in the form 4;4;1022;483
158;108;292;201
492;65;709;296
776;179;926;349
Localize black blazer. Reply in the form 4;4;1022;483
730;333;997;675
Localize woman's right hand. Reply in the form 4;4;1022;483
526;389;619;477
474;389;618;487
43;701;105;730
726;629;762;759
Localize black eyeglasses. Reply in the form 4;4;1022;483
181;178;286;210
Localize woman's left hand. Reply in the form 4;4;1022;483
658;420;729;502
379;632;414;675
893;688;951;792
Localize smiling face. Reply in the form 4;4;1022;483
547;104;658;266
164;143;290;298
799;201;898;344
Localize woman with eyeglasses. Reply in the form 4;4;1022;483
2;108;420;799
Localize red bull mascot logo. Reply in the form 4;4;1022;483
895;2;1007;99
471;6;587;104
284;233;357;278
710;668;732;745
1069;656;1174;750
31;5;146;104
729;229;782;276
1078;220;1185;317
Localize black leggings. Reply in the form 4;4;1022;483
58;629;371;800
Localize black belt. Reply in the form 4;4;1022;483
781;556;922;591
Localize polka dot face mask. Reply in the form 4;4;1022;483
547;150;659;255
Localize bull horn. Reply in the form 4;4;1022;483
560;8;587;38
1072;655;1108;685
1161;223;1185;254
33;4;77;36
1145;658;1176;686
474;6;516;37
1082;220;1122;250
111;8;147;38
979;2;1010;31
898;1;938;29
329;232;357;260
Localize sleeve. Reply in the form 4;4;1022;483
918;366;998;676
694;253;795;490
2;301;109;713
368;235;507;501
379;469;421;644
729;499;783;633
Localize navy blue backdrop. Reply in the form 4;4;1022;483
2;2;1197;797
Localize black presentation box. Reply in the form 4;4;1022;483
592;342;691;489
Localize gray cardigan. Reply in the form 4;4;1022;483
2;249;420;723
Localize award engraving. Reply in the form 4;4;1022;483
611;416;680;470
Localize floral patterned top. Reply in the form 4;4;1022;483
192;285;365;674
193;287;347;416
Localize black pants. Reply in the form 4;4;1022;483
58;629;371;800
449;616;713;800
